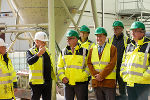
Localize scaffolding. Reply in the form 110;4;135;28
118;0;150;31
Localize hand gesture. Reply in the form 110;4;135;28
62;77;69;84
37;46;46;56
95;74;103;81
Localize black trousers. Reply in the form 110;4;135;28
64;82;88;100
127;84;150;100
116;72;126;95
94;87;116;100
29;80;52;100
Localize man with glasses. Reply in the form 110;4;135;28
109;20;130;98
57;30;89;100
120;21;150;100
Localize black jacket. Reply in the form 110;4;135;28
26;48;52;82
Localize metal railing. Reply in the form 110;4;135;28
119;0;144;11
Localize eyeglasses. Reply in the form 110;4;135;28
131;30;145;33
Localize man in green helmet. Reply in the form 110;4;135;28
109;20;130;97
120;21;150;100
78;25;95;83
88;27;117;100
78;25;95;50
57;30;90;100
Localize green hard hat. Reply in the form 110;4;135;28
130;21;145;30
66;30;79;39
113;20;124;29
95;27;107;36
80;25;90;33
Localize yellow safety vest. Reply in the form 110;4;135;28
28;47;56;84
0;54;17;99
91;43;116;79
57;45;89;85
120;40;150;87
78;39;95;51
109;36;128;48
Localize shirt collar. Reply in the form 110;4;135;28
66;43;80;51
98;42;106;48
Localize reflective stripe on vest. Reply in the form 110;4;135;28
0;80;12;84
122;71;143;76
92;61;109;65
31;70;42;73
95;69;116;73
61;48;86;69
146;67;150;74
32;76;43;79
12;76;16;81
91;43;116;79
59;48;87;77
88;43;93;51
29;48;44;84
85;69;89;75
121;63;148;69
58;72;65;78
122;42;150;76
0;73;11;77
120;42;150;86
109;36;128;48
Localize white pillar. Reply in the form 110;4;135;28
48;0;56;100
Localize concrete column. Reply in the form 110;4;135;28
48;0;56;100
91;0;99;28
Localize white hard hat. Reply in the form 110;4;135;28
34;31;49;41
0;38;7;47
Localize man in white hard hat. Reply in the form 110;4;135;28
0;38;17;100
26;32;56;100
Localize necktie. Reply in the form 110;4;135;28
98;46;102;54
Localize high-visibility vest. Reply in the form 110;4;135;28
120;40;150;87
0;54;17;99
57;45;89;85
78;39;95;51
28;47;56;84
108;35;128;48
91;43;116;79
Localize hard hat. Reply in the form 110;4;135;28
130;21;145;30
34;31;48;41
94;27;107;36
80;25;90;33
0;38;7;47
66;30;79;39
113;20;124;29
